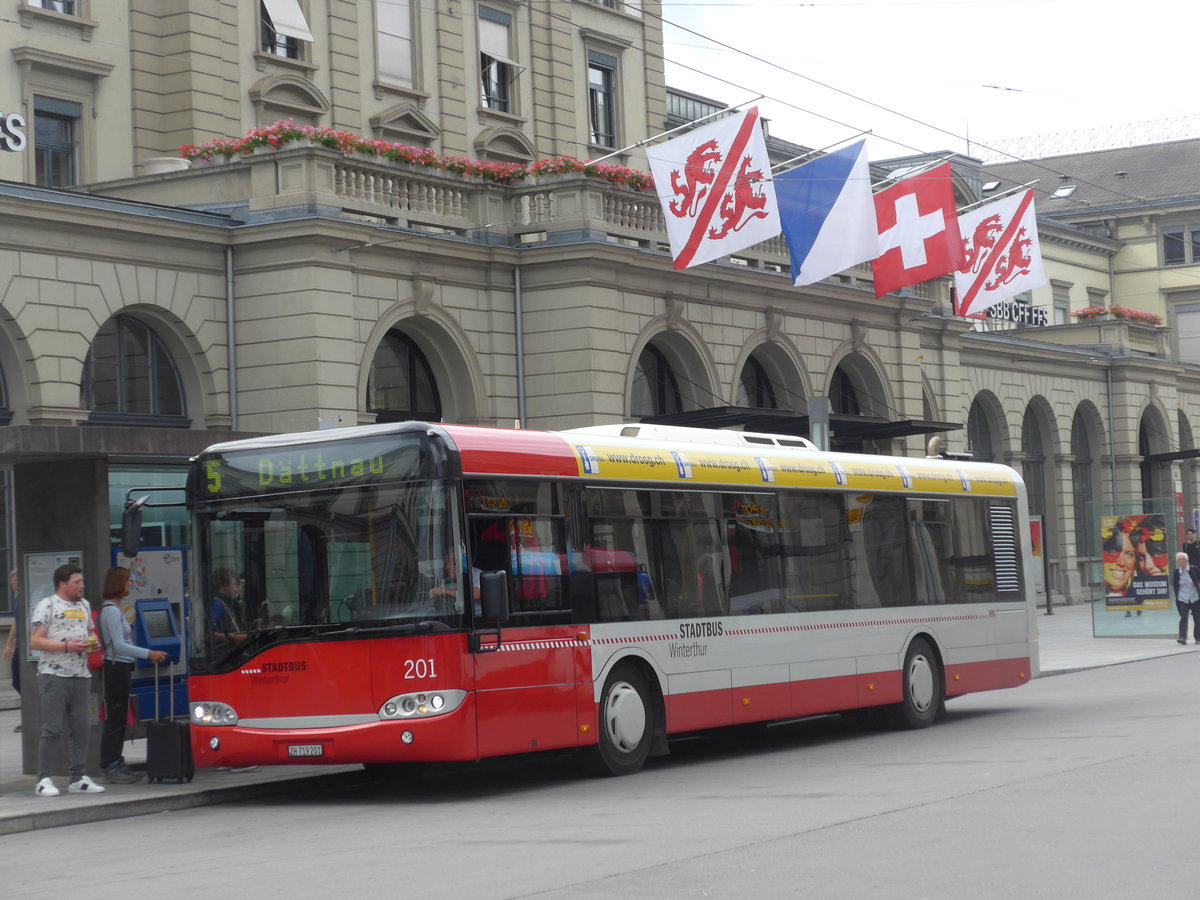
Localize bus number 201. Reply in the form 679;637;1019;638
405;658;436;679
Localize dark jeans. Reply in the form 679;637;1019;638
1177;599;1200;643
100;660;134;769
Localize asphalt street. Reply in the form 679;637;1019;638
1;599;1193;836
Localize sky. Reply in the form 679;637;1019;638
659;0;1198;165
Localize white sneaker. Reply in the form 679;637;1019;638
35;777;60;797
67;775;106;794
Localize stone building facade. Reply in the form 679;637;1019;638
1;0;1198;641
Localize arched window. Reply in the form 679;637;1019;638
1139;411;1172;500
967;399;995;462
82;316;186;425
632;344;683;418
830;366;860;415
736;355;778;409
367;329;440;423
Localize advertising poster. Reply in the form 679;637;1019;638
113;548;186;615
1028;517;1046;597
1101;513;1170;611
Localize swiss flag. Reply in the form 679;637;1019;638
871;163;963;298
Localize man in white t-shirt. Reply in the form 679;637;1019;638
28;564;106;796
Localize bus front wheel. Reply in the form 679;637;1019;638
591;663;653;776
888;638;941;729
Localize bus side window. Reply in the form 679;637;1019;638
910;499;954;604
779;492;851;611
858;495;916;608
513;517;567;613
725;493;784;615
588;518;664;622
663;519;727;619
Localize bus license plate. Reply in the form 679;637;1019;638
288;744;323;758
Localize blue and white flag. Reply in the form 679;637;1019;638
776;140;878;287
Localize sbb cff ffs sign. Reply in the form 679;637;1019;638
1;112;27;152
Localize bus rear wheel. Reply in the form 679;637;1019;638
591;663;653;776
888;638;941;729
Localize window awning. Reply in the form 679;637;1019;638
639;406;961;443
263;0;314;42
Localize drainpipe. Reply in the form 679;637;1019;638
226;246;238;430
514;263;526;428
1106;361;1116;499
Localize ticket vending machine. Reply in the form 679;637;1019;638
113;547;188;722
130;597;187;721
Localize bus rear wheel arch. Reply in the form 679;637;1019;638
888;636;943;729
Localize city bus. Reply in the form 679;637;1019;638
177;421;1036;776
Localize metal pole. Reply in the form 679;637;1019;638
588;95;764;165
514;264;526;428
225;246;237;430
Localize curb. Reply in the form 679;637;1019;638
0;767;371;837
1038;647;1195;678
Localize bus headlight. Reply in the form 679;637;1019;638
378;689;466;720
191;701;239;726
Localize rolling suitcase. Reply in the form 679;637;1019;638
146;662;195;784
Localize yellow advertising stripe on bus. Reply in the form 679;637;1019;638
569;443;1017;497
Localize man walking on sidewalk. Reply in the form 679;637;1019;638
1184;529;1200;569
1172;552;1200;646
28;565;106;796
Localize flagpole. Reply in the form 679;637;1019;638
588;94;765;164
770;131;871;176
870;152;959;190
956;179;1040;215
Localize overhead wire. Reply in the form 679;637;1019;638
648;4;1200;211
636;1;1200;295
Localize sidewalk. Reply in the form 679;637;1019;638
2;601;1195;835
1034;598;1198;674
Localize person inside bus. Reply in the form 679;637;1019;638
472;521;511;609
211;568;248;647
428;549;481;615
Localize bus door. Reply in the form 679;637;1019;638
469;514;588;758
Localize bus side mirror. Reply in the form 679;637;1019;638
479;570;509;625
121;495;149;558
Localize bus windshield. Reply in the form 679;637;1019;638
190;478;460;673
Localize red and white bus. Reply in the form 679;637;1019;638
182;421;1036;776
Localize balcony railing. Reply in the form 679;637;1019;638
97;145;949;301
